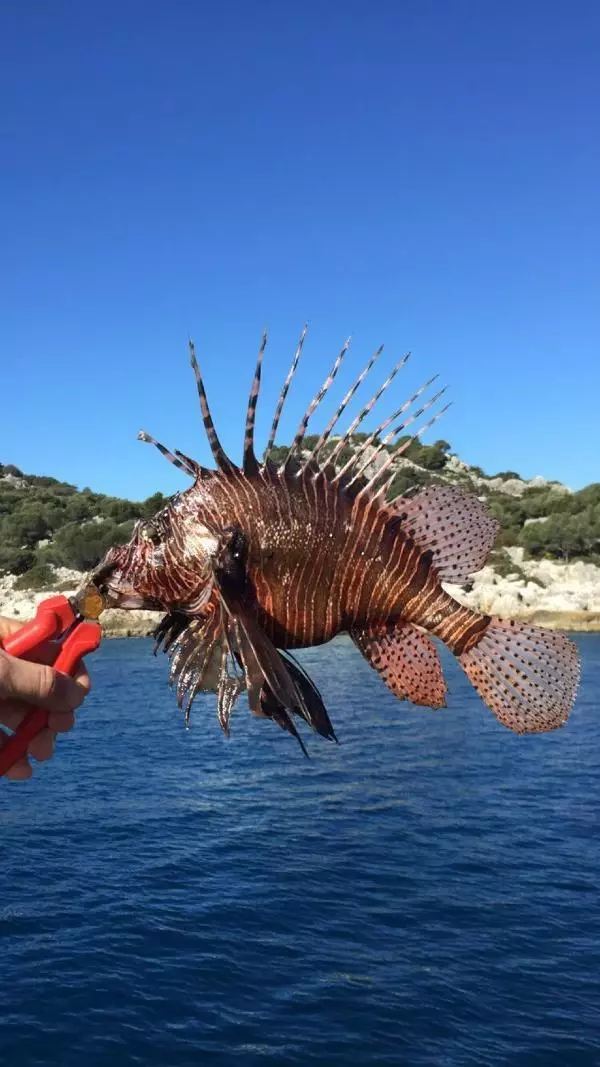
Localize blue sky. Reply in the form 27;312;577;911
1;1;598;499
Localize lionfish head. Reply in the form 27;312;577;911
95;492;216;614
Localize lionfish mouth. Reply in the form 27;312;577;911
91;555;164;612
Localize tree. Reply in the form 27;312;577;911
107;499;141;523
8;507;51;548
142;492;169;518
386;468;431;501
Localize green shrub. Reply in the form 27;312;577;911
390;437;450;470
142;492;169;518
0;546;35;576
386;467;432;501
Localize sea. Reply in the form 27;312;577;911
1;634;599;1067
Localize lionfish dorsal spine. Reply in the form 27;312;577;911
345;382;447;488
283;337;351;469
367;401;452;503
137;431;199;478
174;449;206;477
326;352;410;470
333;374;441;486
263;324;308;461
243;330;268;475
302;344;384;469
189;339;237;473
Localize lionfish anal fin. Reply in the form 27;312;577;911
351;621;448;709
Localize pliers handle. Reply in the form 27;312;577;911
0;595;102;777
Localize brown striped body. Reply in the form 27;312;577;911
105;465;486;654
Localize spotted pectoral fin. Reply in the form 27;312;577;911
351;621;447;709
389;484;499;583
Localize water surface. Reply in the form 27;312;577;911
2;635;599;1066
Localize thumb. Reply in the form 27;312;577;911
0;651;87;713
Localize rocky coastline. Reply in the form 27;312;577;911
2;547;600;637
0;570;162;639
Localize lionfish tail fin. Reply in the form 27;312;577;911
458;619;580;734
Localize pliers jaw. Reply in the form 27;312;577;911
69;582;107;624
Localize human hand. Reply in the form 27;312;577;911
0;616;91;780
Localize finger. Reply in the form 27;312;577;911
0;731;32;780
73;662;91;693
47;709;75;733
0;698;76;733
0;618;92;691
28;727;55;763
0;700;31;730
20;651;90;693
0;653;88;713
7;758;32;780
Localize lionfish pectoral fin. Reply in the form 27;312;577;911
274;652;338;741
389;484;499;583
154;609;247;734
247;682;268;717
153;612;189;655
217;671;246;737
351;621;448;709
258;682;310;758
213;575;313;755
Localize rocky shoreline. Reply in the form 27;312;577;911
0;570;162;639
2;548;600;636
444;547;600;632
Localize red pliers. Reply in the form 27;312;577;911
0;584;105;778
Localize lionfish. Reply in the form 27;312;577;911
96;329;580;754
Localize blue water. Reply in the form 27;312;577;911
1;635;599;1066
